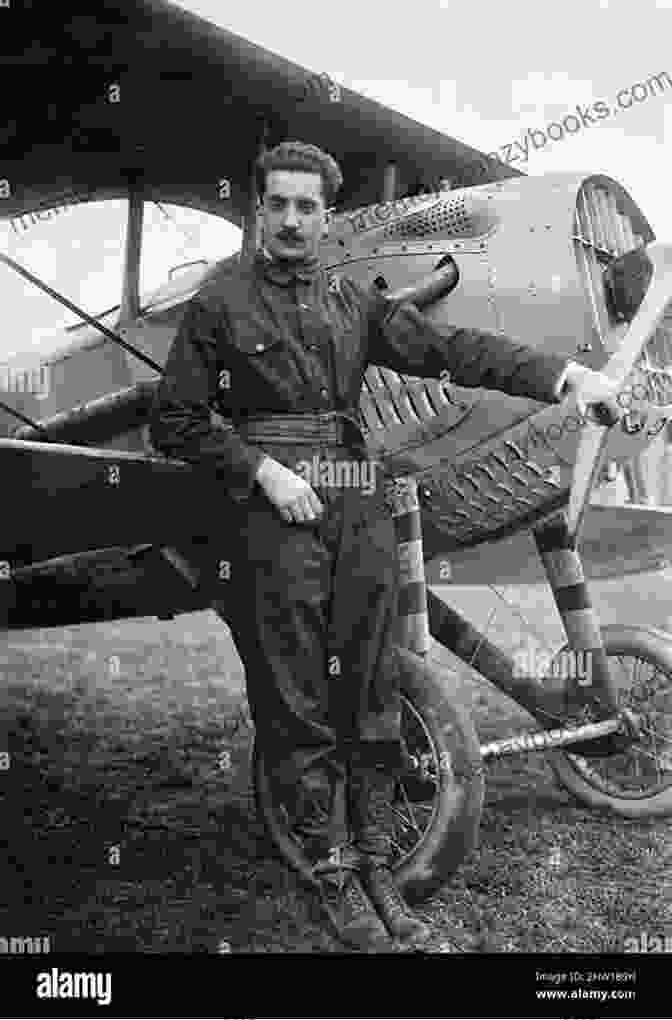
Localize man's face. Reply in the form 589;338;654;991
261;170;329;260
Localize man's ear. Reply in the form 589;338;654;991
322;209;331;238
255;203;265;247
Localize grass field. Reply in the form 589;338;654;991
0;575;670;954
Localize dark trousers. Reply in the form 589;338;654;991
220;442;403;855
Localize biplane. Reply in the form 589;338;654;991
1;0;671;902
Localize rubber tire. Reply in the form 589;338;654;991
549;624;672;818
252;644;484;904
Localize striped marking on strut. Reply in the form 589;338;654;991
398;580;427;617
559;610;603;652
398;540;425;585
540;549;585;588
554;584;593;613
397;612;431;654
532;520;618;689
386;476;430;655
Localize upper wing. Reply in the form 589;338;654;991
0;0;520;224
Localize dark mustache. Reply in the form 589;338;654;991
277;230;304;241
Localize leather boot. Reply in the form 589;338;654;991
317;848;392;953
349;762;431;947
361;860;431;947
290;767;333;863
281;762;347;863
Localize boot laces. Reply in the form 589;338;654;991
342;872;372;917
373;866;408;916
318;846;372;915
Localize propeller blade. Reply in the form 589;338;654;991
567;242;672;544
566;418;612;545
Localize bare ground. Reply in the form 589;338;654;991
0;579;670;955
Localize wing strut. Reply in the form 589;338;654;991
0;253;161;374
0;399;47;434
382;164;397;202
567;242;672;544
119;176;144;323
241;121;269;264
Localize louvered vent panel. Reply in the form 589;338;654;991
381;195;469;239
358;366;455;436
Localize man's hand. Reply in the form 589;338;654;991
255;456;324;523
559;361;621;418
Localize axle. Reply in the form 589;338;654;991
479;715;624;759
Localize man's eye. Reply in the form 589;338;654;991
299;203;316;213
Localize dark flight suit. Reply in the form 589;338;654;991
149;250;569;857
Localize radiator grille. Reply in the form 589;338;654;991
573;181;645;343
573;180;672;406
631;306;672;407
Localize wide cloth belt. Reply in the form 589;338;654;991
235;411;366;446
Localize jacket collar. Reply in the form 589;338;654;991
255;247;321;287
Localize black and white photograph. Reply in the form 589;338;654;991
0;0;669;1013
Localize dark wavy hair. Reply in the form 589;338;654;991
255;141;344;207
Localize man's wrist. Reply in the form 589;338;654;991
255;455;273;482
555;360;589;399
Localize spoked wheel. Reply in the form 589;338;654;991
549;624;672;818
253;645;484;904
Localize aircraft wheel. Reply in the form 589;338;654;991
252;645;484;904
549;625;672;818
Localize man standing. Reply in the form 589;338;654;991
149;141;618;952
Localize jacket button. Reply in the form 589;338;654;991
320;388;329;397
255;343;265;352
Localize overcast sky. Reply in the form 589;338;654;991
1;0;671;363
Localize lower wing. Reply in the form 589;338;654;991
427;503;672;585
